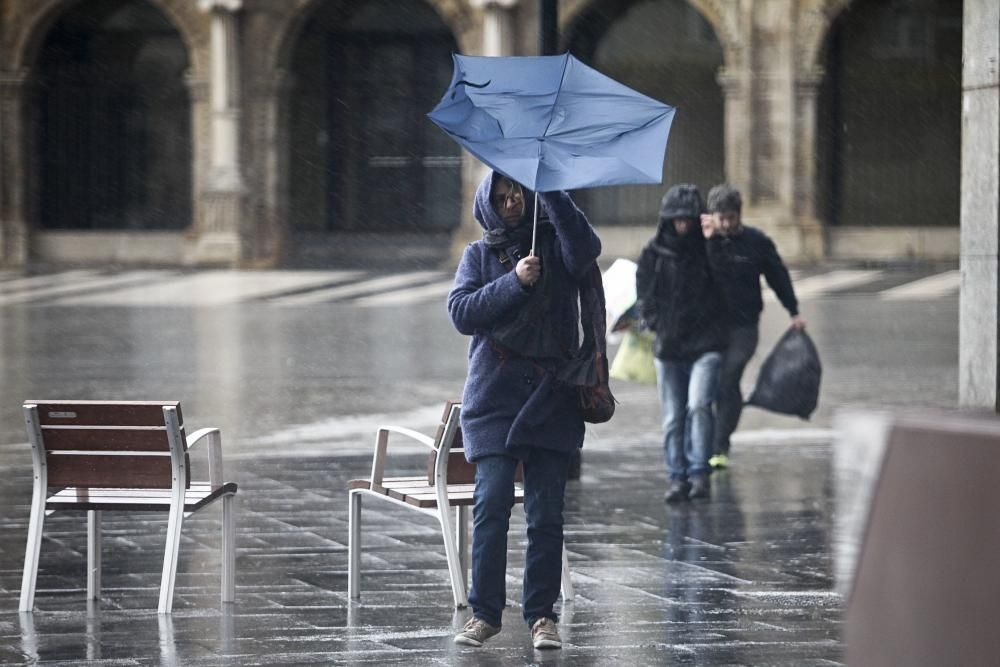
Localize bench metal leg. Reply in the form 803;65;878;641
437;505;468;609
18;486;46;612
87;510;102;601
158;499;185;614
221;494;235;603
456;506;470;591
348;490;361;600
560;544;575;602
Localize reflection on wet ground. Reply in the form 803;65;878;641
0;283;959;664
0;441;841;665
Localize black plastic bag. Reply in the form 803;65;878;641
746;328;821;420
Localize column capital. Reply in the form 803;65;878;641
183;72;211;102
795;66;826;94
198;0;242;13
715;67;746;97
0;69;35;95
468;0;519;9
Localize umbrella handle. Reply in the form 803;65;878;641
530;191;539;257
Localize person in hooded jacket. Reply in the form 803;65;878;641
637;184;727;502
448;171;601;650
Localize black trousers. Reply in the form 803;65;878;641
713;324;759;456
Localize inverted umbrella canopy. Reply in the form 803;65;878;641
427;53;675;193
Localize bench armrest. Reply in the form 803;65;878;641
370;425;435;486
186;428;224;488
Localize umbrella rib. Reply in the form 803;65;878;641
534;54;571;190
540;54;571;140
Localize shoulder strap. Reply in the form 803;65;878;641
496;249;514;271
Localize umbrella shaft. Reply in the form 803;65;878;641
530;192;539;257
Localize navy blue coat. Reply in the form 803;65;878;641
448;172;602;462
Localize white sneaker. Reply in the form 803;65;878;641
454;617;501;647
531;617;562;649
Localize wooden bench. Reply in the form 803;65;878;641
18;400;238;614
347;401;574;609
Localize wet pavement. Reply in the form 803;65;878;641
1;442;840;665
0;268;959;665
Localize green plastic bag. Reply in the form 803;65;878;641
609;328;656;385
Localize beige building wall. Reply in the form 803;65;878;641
0;0;963;268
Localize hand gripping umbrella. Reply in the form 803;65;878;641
427;53;675;253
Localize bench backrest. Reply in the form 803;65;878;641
428;401;522;486
428;401;475;485
23;400;189;490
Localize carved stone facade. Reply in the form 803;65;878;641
0;0;961;268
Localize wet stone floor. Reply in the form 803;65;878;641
0;440;842;666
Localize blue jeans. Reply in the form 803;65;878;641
468;449;571;628
654;352;722;480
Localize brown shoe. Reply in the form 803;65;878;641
454;617;501;647
531;617;562;649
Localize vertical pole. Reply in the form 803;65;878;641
539;0;559;56
959;0;1000;411
87;510;102;600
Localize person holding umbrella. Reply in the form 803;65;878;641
637;184;727;502
448;170;601;650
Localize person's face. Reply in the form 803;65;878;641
716;210;741;236
492;179;525;226
672;218;693;235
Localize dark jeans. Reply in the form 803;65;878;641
713;324;759;456
468;449;572;628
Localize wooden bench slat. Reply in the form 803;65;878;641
47;482;219;498
47;453;189;489
46;482;237;512
28;401;183;427
40;427;174;452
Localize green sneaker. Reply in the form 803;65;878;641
708;454;729;469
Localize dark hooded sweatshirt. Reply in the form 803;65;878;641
637;221;727;361
447;172;602;462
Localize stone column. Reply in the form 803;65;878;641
717;65;752;197
959;0;1000;410
792;65;826;259
252;69;294;267
195;0;246;266
0;70;33;267
451;0;520;264
721;2;824;261
475;0;518;57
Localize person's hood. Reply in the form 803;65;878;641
649;183;704;254
473;171;537;232
658;183;703;228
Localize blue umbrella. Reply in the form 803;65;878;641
427;53;675;251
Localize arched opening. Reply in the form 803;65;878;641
287;0;461;243
37;0;192;230
817;0;962;228
566;0;724;226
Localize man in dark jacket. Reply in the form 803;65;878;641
448;171;601;650
701;184;805;467
637;184;727;502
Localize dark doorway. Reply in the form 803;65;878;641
37;0;192;230
566;0;724;227
817;0;962;227
288;1;460;236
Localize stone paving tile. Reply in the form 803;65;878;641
0;442;844;665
